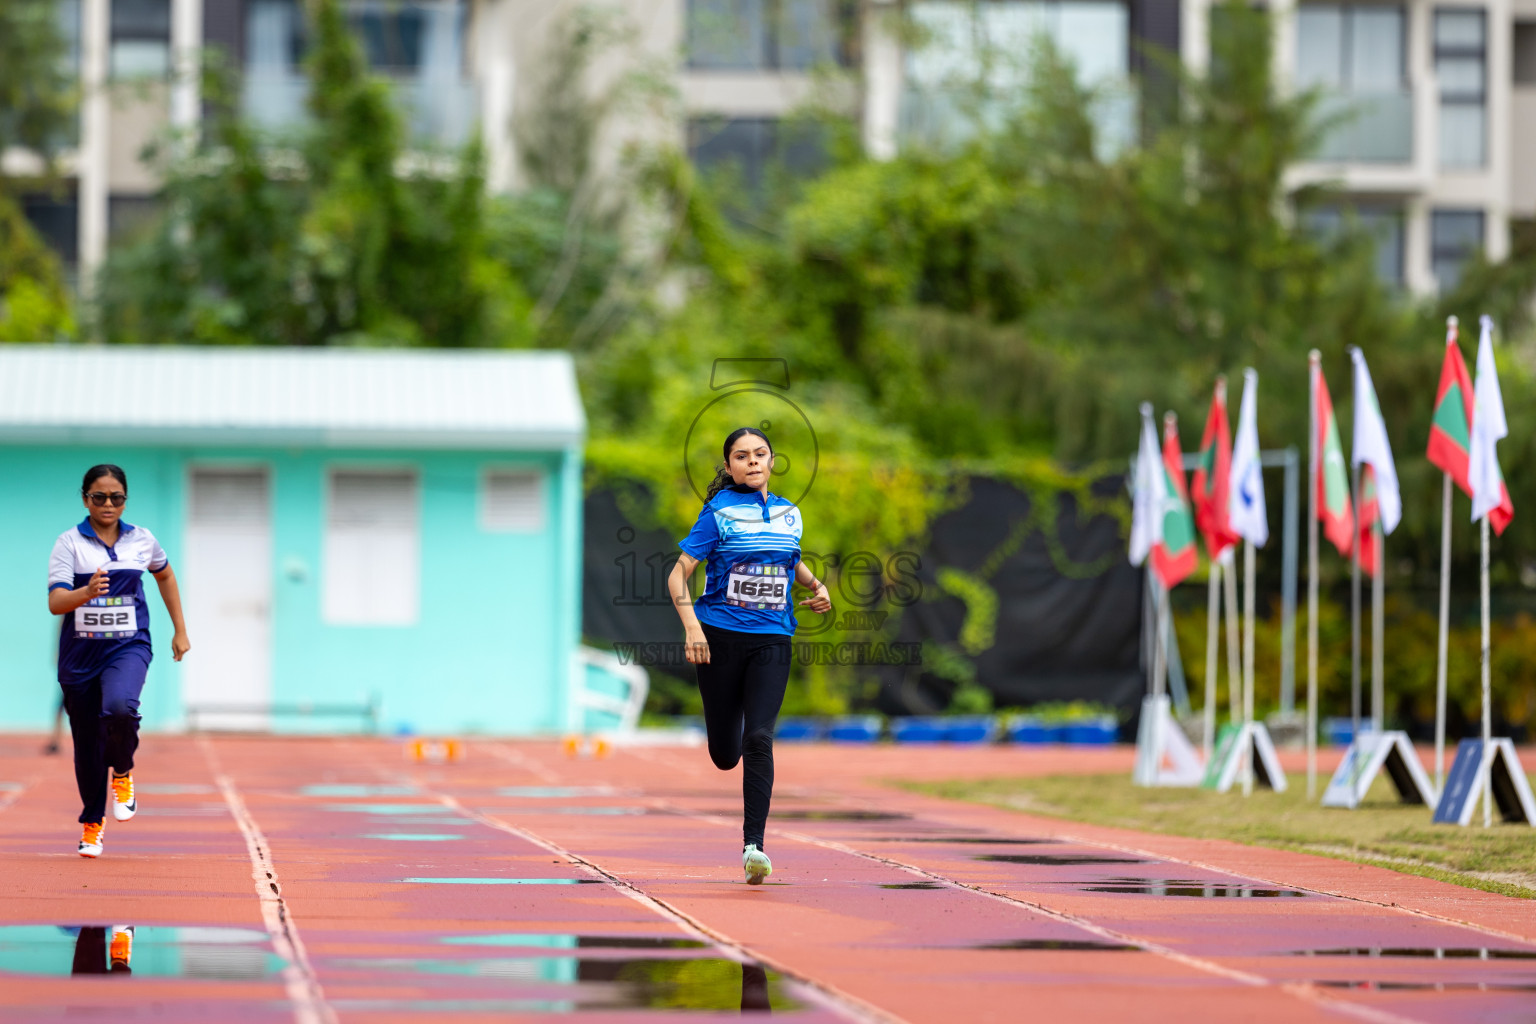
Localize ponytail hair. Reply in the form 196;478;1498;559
704;427;772;502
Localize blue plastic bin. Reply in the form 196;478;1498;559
1063;716;1119;745
1007;717;1063;744
891;717;947;743
775;717;824;742
945;716;1000;743
826;715;883;743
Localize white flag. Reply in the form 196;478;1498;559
1349;348;1401;536
1228;369;1268;547
1129;403;1162;567
1470;314;1508;524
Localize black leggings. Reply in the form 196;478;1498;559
695;623;792;851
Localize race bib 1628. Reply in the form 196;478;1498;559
75;598;139;639
725;564;789;610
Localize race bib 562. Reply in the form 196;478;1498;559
725;564;789;610
75;598;139;639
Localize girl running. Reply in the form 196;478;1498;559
668;428;831;884
48;465;190;858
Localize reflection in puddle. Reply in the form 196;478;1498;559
767;810;910;821
872;837;1051;845
402;877;602;885
442;934;707;950
1296;947;1536;960
324;804;456;815
1314;980;1536;993
1084;878;1309;898
978;855;1147;866
498;787;620;798
304;784;420;797
969;939;1141;951
879;882;945;890
330;956;796;1011
363;833;465;841
0;925;283;979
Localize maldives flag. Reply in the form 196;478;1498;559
1152;415;1199;588
1315;366;1355;557
1427;318;1476;495
1357;465;1381;577
1191;380;1239;560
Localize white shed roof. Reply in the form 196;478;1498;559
0;346;585;449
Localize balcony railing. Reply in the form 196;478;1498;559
1309;90;1414;165
242;73;477;150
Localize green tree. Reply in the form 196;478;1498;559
97;0;527;346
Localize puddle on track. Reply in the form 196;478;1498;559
762;810;911;822
1084;878;1310;898
0;926;283;979
497;787;623;798
1314;980;1536;993
362;833;465;841
323;804;457;815
979;854;1148;866
327;956;799;1011
879;882;946;890
441;934;707;950
1295;947;1536;960
402;877;602;885
968;939;1141;951
870;837;1052;845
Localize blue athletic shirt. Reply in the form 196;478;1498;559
49;519;168;684
678;484;803;636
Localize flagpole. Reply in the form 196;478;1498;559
1224;550;1240;724
1435;470;1452;793
1350;460;1362;741
1307;351;1320;798
1481;513;1492;827
1204;558;1219;760
1243;538;1256;796
1372;523;1385;734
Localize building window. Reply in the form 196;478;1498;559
1302;204;1405;287
323;469;419;625
686;0;846;71
687;117;829;194
244;0;472;145
1435;8;1486;168
1295;4;1411;163
1515;21;1536;84
1431;208;1484;291
481;470;545;532
111;0;171;78
21;190;79;267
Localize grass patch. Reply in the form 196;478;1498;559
904;770;1536;899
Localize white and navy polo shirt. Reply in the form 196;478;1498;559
49;519;168;683
678;485;803;636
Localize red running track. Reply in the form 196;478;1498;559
2;735;1535;1023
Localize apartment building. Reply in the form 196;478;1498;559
9;0;1529;295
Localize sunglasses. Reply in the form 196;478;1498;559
87;492;127;507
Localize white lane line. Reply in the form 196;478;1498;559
776;827;1423;1024
198;736;336;1024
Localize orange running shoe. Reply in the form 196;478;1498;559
110;926;134;969
79;821;104;858
111;772;136;821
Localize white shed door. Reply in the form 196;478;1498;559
183;469;273;730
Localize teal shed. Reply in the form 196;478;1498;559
0;346;585;736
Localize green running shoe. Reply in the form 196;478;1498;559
742;844;772;885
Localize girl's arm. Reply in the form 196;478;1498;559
794;562;832;613
667;554;710;664
49;566;109;615
151;565;192;661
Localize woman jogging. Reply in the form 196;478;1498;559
668;428;831;884
48;465;190;858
